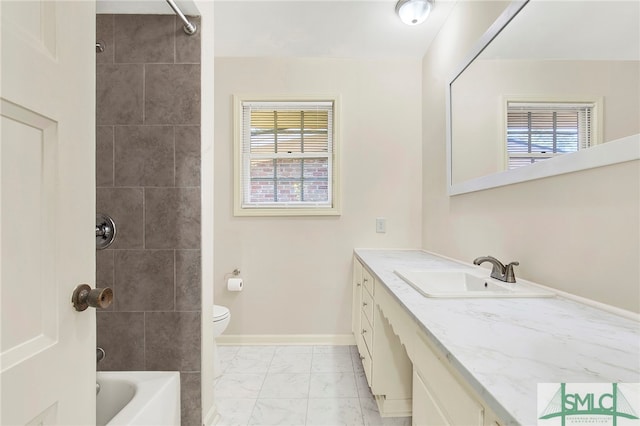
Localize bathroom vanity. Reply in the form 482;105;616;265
352;249;640;425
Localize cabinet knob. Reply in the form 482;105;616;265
359;355;365;360
363;278;369;283
362;329;367;334
362;302;368;307
357;283;361;287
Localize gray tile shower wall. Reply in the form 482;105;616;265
95;14;202;426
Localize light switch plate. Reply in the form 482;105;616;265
376;217;386;233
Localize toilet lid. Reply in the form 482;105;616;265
213;305;230;321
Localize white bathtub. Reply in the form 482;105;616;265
96;371;180;426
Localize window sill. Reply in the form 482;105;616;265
233;206;341;217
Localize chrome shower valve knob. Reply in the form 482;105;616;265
96;213;117;249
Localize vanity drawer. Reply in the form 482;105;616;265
360;341;373;385
413;332;484;426
361;314;374;357
362;268;374;296
359;314;374;386
361;285;374;325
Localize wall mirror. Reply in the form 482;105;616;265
447;0;639;195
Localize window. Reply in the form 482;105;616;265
505;99;601;170
234;96;340;216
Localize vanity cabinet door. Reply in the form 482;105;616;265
413;332;484;426
413;369;450;426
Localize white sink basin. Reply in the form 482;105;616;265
394;269;554;298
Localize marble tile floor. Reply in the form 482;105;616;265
214;345;411;426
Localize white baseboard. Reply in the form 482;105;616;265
216;334;356;346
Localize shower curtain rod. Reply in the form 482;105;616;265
166;0;197;35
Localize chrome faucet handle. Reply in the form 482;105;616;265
504;261;519;283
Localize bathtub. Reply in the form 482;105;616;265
96;371;180;426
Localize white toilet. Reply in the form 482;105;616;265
213;304;231;378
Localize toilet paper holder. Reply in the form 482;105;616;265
225;269;243;292
225;268;241;278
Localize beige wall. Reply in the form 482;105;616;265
422;1;640;312
215;57;423;335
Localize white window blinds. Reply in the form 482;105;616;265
240;101;334;209
506;101;594;170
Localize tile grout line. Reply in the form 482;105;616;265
246;347;275;424
356;348;369;424
111;249;116;311
142;63;146;124
111;125;116;186
173;15;177;65
142;311;146;371
303;346;315;425
347;366;363;424
142;186;146;249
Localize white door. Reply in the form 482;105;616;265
1;1;96;425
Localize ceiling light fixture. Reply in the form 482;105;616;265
395;0;434;26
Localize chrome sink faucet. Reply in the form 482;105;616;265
473;256;519;283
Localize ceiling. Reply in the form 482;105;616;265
213;0;456;59
95;0;640;60
96;0;455;59
483;0;640;61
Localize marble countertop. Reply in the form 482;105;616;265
354;249;640;426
